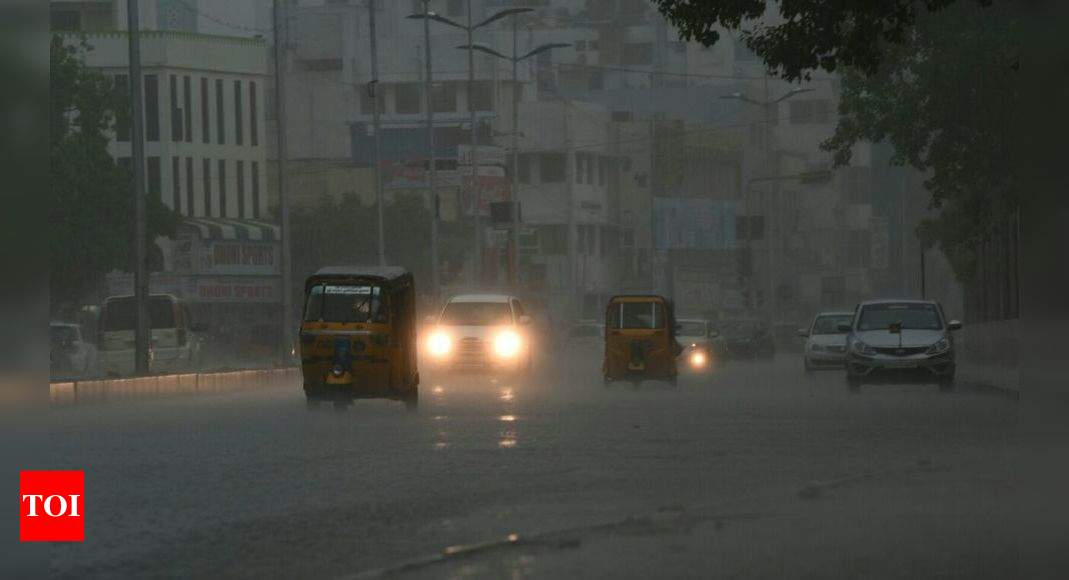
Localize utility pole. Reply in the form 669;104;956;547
369;0;386;266
564;100;577;316
273;0;293;362
421;0;439;295
763;74;777;326
126;0;149;375
920;245;927;299
509;15;520;289
466;0;481;285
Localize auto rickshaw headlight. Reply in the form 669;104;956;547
493;330;522;359
427;331;452;357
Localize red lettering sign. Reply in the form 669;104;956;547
20;471;84;542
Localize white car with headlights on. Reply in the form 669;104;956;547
842;299;961;392
799;311;853;372
423;294;533;374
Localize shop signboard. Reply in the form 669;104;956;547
199;241;279;276
652;198;737;250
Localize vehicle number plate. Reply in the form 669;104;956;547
885;360;916;369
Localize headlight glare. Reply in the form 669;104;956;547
427;331;452;357
689;350;707;368
493;330;522;358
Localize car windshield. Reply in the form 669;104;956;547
50;325;78;343
440;301;512;326
812;314;853;335
677;321;706;337
857;303;943;331
303;284;386;323
608;301;664;329
103;297;176;331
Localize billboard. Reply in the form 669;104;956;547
652;198;737;250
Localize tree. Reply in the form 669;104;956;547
50;35;178;306
654;0;1017;281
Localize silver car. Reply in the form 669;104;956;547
842;299;962;391
799;311;853;372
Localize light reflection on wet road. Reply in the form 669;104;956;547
47;354;1017;578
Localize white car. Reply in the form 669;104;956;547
423;294;534;374
843;299;961;391
799;311;854;372
50;322;97;377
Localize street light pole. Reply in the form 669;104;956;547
273;0;294;362
466;0;480;285
126;0;149;375
510;15;519;289
421;0;439;296
369;0;386;267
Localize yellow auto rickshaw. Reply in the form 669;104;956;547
299;266;419;409
602;295;682;386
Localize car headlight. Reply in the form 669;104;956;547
689;350;707;369
926;338;950;355
493;330;522;358
427;331;452;358
852;340;876;356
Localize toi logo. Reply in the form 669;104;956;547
20;471;84;542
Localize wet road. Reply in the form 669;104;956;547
48;352;1017;578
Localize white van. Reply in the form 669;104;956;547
98;294;202;376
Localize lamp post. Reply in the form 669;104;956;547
407;4;533;287
457;36;571;289
720;87;811;323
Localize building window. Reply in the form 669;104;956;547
598;155;607;186
183;75;192;142
201;77;210;143
185;157;194;216
469;81;492;112
51;10;80;31
146;157;161;205
395;83;422;114
621;43;653;66
432;83;457;113
249;81;258;146
218;159;227;217
144;75;160;142
589;71;603;90
540;153;565;183
251;161;261;218
170;75;183;141
235;160;245;218
586;154;595;184
114;75;131;141
233;80;244;145
202;158;212;217
575;154;585;184
215;79;225;144
172;156;181;212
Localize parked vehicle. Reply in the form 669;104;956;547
49;322;97;377
842;299;961;391
603;295;681;385
423;293;534;375
98;294;203;376
799;311;854;372
715;319;775;360
300;266;419;409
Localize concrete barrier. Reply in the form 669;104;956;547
49;367;300;407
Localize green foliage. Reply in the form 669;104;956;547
50;34;178;305
655;0;1017;282
654;0;993;81
821;2;1018;281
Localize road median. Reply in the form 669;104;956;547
49;367;299;406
